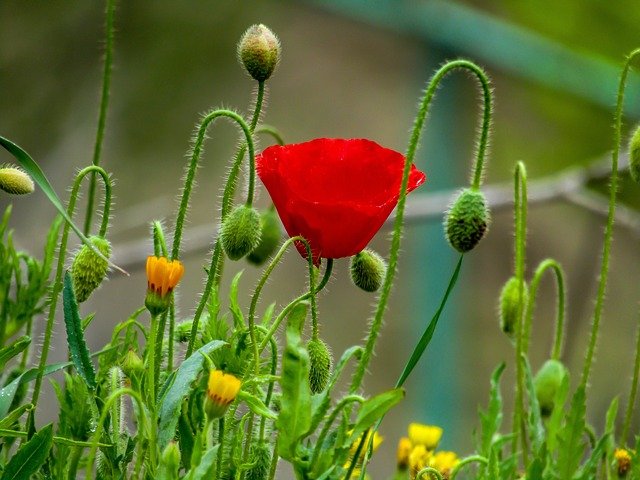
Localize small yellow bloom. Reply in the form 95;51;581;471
409;445;432;480
430;451;459;476
408;423;443;450
348;430;383;460
145;256;184;315
204;369;242;419
614;448;632;477
397;436;412;470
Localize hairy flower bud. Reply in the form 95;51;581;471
0;166;34;195
307;337;332;394
629;125;640;183
221;205;262;261
350;249;386;292
71;235;111;303
245;441;271;480
204;369;242;419
444;188;489;253
159;441;181;479
498;276;528;339
247;208;281;265
237;24;281;82
533;359;567;417
121;349;144;379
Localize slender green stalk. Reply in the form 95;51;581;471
581;48;640;388
622;312;640;444
153;312;167;395
84;0;116;236
349;59;492;394
416;467;444;480
29;166;112;428
146;314;159;405
257;325;278;441
523;259;566;360
449;455;489;479
66;446;83;480
267;438;279;480
255;124;285;146
217;417;225;477
512;161;528;461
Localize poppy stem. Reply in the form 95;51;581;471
622;312;640;445
580;48;640;389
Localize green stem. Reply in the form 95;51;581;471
512;161;528;461
256;325;278;441
29;166;112;426
523;259;566;360
66;446;83;480
84;0;116;236
349;59;492;394
147;314;159;406
154;311;168;394
217;417;225;477
622;311;640;445
449;455;488;479
416;467;444;480
255;124;285;146
580;48;640;388
267;438;279;480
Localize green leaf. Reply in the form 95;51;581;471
523;355;544;452
575;432;609;480
237;390;277;420
276;302;311;461
185;445;218;480
345;388;405;447
479;362;505;457
229;271;244;329
0;136;124;274
0;423;53;480
0;403;33;429
526;443;547;480
158;340;226;449
62;270;96;390
546;371;569;454
556;385;587;480
0;336;31;371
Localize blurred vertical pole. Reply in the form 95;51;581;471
407;46;463;449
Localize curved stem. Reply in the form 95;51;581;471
85;388;149;480
581;48;640;388
622;311;640;444
512;161;528;462
171;109;256;261
416;467;444;480
84;0;116;236
310;395;364;469
449;455;488;479
29;166;112;420
523;259;566;360
255;124;285;146
349;59;492;394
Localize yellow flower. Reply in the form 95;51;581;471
408;423;443;450
430;451;459;477
409;445;432;480
348;430;383;460
614;448;632;477
204;369;242;419
145;256;184;315
397;436;412;470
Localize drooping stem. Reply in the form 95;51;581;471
29;166;112;425
255;124;285;146
449;455;489;479
349;59;492;394
580;48;640;388
512;161;528;462
523;259;566;360
416;467;444;480
84;0;116;236
622;312;640;444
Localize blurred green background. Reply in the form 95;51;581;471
2;1;640;477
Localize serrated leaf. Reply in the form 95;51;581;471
345;388;404;448
574;432;609;480
523;355;544;452
479;362;505;457
0;423;53;480
62;271;96;390
0;336;30;371
0;403;33;429
158;340;226;449
276;302;311;461
229;271;244;329
526;443;547;480
556;385;587;480
237;390;277;420
546;372;570;454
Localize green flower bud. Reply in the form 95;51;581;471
350;249;387;292
175;319;193;343
121;349;144;378
498;276;528;339
71;235;111;303
247;207;281;265
444;188;489;253
629;125;640;183
159;441;181;479
307;338;332;394
221;205;262;261
533;359;567;417
246;441;271;480
238;24;281;82
0;166;34;195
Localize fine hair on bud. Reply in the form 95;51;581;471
0;165;35;195
498;276;528;339
533;359;567;417
237;24;281;82
71;235;111;303
245;441;272;480
307;337;333;394
350;249;387;292
247;207;281;265
444;188;490;253
629;124;640;183
220;205;262;261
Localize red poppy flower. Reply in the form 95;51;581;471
256;138;426;264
